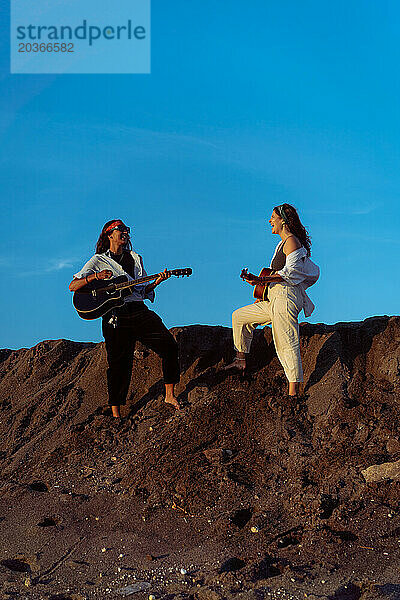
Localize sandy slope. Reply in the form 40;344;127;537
0;317;400;599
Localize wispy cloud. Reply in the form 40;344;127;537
92;123;220;150
46;258;74;272
16;257;75;277
307;203;380;216
321;230;400;244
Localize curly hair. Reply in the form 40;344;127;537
274;204;312;256
95;219;132;254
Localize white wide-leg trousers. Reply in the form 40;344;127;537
232;284;304;382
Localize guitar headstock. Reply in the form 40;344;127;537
240;268;257;283
171;268;192;277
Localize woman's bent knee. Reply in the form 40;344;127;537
232;307;246;324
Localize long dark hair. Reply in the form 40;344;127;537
274;204;312;256
95;219;132;254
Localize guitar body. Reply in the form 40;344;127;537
253;267;272;300
73;275;134;320
72;268;192;320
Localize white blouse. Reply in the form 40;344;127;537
73;249;155;303
269;242;320;317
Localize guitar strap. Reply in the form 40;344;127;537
104;252;140;328
120;252;136;278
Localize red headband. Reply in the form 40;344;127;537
105;220;123;233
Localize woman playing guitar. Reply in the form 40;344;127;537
225;204;319;397
69;219;180;417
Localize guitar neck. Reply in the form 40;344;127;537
117;273;160;289
98;273;160;293
242;274;272;284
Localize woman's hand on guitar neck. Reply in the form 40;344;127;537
240;268;259;286
145;268;171;294
154;268;171;286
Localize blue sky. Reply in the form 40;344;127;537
1;0;400;349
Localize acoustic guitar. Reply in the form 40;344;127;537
240;267;273;301
73;268;192;320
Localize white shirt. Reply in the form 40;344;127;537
268;241;320;317
73;249;155;303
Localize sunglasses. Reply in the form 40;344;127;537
108;225;130;234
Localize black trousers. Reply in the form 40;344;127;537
102;303;180;406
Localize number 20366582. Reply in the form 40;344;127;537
18;43;74;52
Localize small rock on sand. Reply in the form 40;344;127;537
117;582;151;596
361;459;400;482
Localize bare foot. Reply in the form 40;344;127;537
224;358;246;372
164;396;180;410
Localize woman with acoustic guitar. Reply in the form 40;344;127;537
69;219;180;418
225;204;319;397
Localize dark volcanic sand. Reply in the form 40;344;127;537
1;317;400;600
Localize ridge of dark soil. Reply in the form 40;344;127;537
1;317;400;600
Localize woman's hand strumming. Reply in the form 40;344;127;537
97;269;113;280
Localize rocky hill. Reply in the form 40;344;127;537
0;317;400;600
